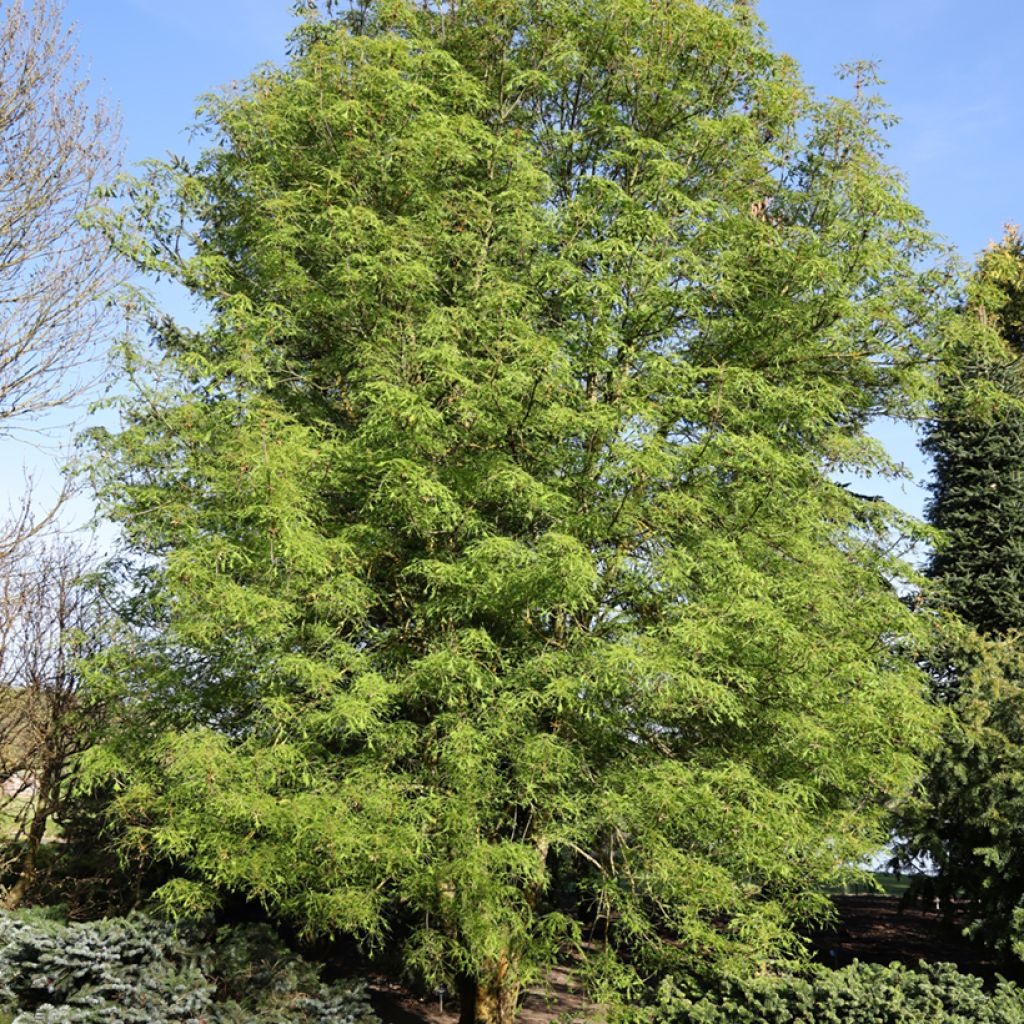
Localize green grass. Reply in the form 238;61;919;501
833;871;912;897
0;790;60;843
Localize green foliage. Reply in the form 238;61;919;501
0;911;212;1022
898;229;1024;957
924;228;1024;638
0;911;377;1024
898;629;1024;957
84;0;970;1007
208;922;379;1024
649;960;1024;1024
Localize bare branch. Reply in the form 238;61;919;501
0;534;105;906
0;0;123;558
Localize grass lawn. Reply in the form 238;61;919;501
832;872;913;898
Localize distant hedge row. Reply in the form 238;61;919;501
650;960;1024;1024
0;910;377;1024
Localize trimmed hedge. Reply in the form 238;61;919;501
0;911;377;1024
651;960;1024;1024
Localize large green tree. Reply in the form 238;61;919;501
88;1;958;1017
898;228;1024;957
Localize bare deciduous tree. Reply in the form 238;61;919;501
0;0;120;424
0;0;122;558
0;537;104;907
0;0;121;909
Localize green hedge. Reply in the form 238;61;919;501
0;911;378;1024
651;960;1024;1024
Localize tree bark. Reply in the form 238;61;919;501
3;766;56;909
458;955;521;1024
457;975;477;1024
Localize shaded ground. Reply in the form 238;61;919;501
368;894;1018;1024
370;965;604;1024
808;894;1022;983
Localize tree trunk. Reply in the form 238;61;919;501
457;975;477;1024
457;955;521;1024
3;768;55;909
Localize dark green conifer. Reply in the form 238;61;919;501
925;228;1024;640
900;228;1024;957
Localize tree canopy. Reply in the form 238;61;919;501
898;228;1024;958
924;227;1024;639
86;2;963;1018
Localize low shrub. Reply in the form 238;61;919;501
650;960;1024;1024
208;921;378;1024
0;911;377;1024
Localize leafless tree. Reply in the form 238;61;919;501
0;0;122;553
0;0;120;423
0;536;105;908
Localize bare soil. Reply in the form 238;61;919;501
369;964;604;1024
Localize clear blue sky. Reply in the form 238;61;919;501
67;0;295;169
4;0;1022;527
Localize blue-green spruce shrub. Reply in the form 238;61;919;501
0;912;377;1024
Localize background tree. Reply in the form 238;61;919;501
0;0;121;556
898;227;1024;957
0;537;106;908
925;228;1024;638
0;0;121;912
87;2;961;1018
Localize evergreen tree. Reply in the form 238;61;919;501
925;228;1024;639
899;228;1024;956
0;912;378;1023
86;2;963;1017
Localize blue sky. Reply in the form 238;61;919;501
762;0;1022;259
3;0;1022;529
760;0;1023;518
67;0;295;168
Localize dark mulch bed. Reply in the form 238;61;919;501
808;894;1024;983
369;965;603;1024
369;895;1020;1024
